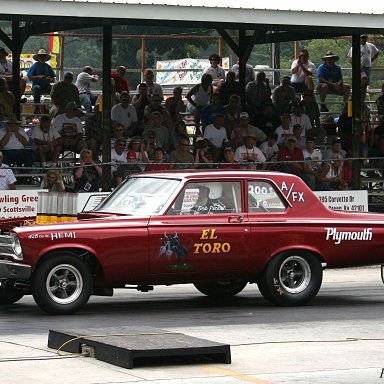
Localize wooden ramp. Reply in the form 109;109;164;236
48;326;231;369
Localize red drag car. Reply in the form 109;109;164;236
0;170;383;314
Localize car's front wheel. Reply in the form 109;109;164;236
0;290;24;305
32;253;93;315
258;251;322;306
194;280;247;299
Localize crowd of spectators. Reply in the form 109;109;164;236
0;41;383;192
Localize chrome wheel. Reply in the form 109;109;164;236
278;256;311;294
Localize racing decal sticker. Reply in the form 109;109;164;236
50;232;77;240
325;227;372;244
193;228;231;254
280;181;305;203
159;233;189;268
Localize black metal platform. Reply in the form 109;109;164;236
48;326;231;369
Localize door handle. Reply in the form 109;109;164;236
228;215;244;223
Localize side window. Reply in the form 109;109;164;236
167;181;241;215
248;181;286;213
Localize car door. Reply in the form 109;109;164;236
148;180;251;278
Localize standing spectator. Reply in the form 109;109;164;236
277;135;304;176
75;66;99;113
73;149;102;192
290;49;316;93
272;76;296;116
186;73;213;133
111;91;138;138
165;86;185;127
234;131;266;166
317;51;351;112
33;115;62;167
0;46;27;99
348;34;380;99
0;150;16;190
137;68;163;100
203;53;226;94
0;77;15;119
40;169;65;192
132;82;151;130
52;101;84;154
111;66;129;94
246;71;271;118
231;60;255;85
167;137;194;169
50;71;80;118
0;119;34;168
27;49;56;105
218;70;240;106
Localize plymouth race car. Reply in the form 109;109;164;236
1;170;383;315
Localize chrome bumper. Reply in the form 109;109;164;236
0;260;31;280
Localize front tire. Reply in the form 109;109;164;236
0;290;24;305
258;251;322;306
32;253;93;315
194;280;247;299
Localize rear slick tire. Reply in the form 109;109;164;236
194;280;247;299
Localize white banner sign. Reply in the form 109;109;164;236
315;190;368;212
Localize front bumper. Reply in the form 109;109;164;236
0;260;32;280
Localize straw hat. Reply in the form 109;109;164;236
33;49;51;61
322;51;339;61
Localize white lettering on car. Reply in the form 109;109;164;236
325;228;372;245
50;232;77;241
280;181;305;203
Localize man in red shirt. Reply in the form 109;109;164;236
277;135;304;176
111;66;129;93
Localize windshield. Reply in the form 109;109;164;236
94;177;180;215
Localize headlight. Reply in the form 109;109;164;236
11;233;23;260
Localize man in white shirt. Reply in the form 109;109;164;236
203;114;228;149
302;137;323;190
111;137;128;176
347;34;380;99
290;49;316;93
0;151;16;190
111;91;138;138
75;66;99;113
234;131;266;168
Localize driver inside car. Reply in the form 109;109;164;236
191;183;227;214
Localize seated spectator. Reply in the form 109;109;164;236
164;86;185;127
145;147;172;171
75;66;99;113
376;83;384;116
0;150;16;190
246;71;271;119
0;77;15;119
227;125;245;150
302;137;323;190
203;53;226;94
317;154;349;190
290;48;316;93
275;113;292;147
0;119;34;168
84;105;103;160
115;150;142;185
127;136;148;169
292;124;306;149
324;137;346;160
218;70;240;106
132;82;151;131
111;66;129;94
238;111;267;145
290;99;312;136
170;120;189;152
272;76;296;116
41;169;65;192
218;145;241;169
277;135;304;176
317;51;351;112
186;73;213;133
255;102;281;137
27;49;56;104
136;68;163;100
143;93;172;130
167;137;194;169
201;93;226;130
203;114;228;161
73;149;102;192
111;137;128;178
33;115;62;167
111;91;138;138
259;132;279;163
144;129;162;162
111;122;126;148
50;71;80;118
52;101;84;154
194;138;215;169
234;131;267;168
143;111;170;153
224;94;242;139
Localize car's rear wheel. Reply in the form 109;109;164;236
0;290;24;305
194;280;247;299
258;251;322;306
32;253;93;315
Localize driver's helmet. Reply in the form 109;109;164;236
198;182;222;199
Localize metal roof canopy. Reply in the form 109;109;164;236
1;0;381;189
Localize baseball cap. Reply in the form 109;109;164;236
240;112;249;119
127;150;137;159
287;135;297;142
293;124;302;130
223;146;235;152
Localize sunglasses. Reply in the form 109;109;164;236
132;141;141;144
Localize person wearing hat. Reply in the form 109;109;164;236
0;150;16;190
234;130;266;168
111;65;129;94
324;136;346;160
277;135;305;176
317;51;351;112
272;76;296;116
52;101;84;154
238;111;267;144
0;47;27;99
50;71;80;118
27;49;56;104
347;34;380;100
75;66;99;113
302;136;323;190
0;119;34;169
290;48;316;93
290;99;312;136
218;145;241;169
